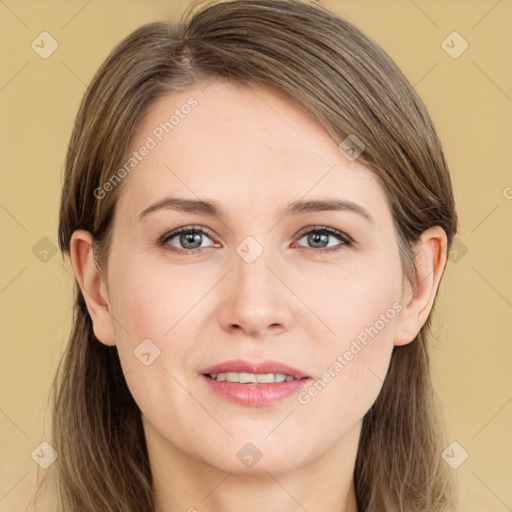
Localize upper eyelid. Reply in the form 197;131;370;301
162;226;217;241
295;225;348;237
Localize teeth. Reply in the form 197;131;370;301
209;372;296;383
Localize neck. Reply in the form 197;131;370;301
146;419;361;512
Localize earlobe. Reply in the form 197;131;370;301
394;226;448;347
69;229;116;346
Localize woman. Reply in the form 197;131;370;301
42;0;459;510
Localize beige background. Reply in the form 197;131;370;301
0;0;511;510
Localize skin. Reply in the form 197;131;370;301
70;80;447;512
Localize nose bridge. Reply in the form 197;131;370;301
234;234;276;306
219;232;290;334
235;237;271;291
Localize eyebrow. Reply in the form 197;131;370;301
138;196;375;224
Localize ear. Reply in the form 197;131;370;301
394;226;448;347
69;229;116;346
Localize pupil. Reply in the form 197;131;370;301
309;232;328;248
182;232;201;249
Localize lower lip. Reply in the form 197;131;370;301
201;375;311;407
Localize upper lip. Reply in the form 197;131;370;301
201;359;310;379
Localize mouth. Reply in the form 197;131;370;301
200;358;310;381
205;372;305;383
200;359;311;407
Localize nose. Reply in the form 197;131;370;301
217;243;294;337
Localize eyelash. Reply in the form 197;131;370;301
159;225;352;255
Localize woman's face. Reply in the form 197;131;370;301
95;80;410;474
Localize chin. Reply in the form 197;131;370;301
199;444;308;476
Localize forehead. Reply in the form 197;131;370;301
115;80;388;223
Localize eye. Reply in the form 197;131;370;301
160;226;218;254
294;226;352;253
159;225;352;256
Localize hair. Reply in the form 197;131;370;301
43;0;459;510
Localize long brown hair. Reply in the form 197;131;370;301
44;0;459;510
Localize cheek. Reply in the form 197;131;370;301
107;257;213;414
296;257;402;348
295;263;402;420
111;256;207;346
